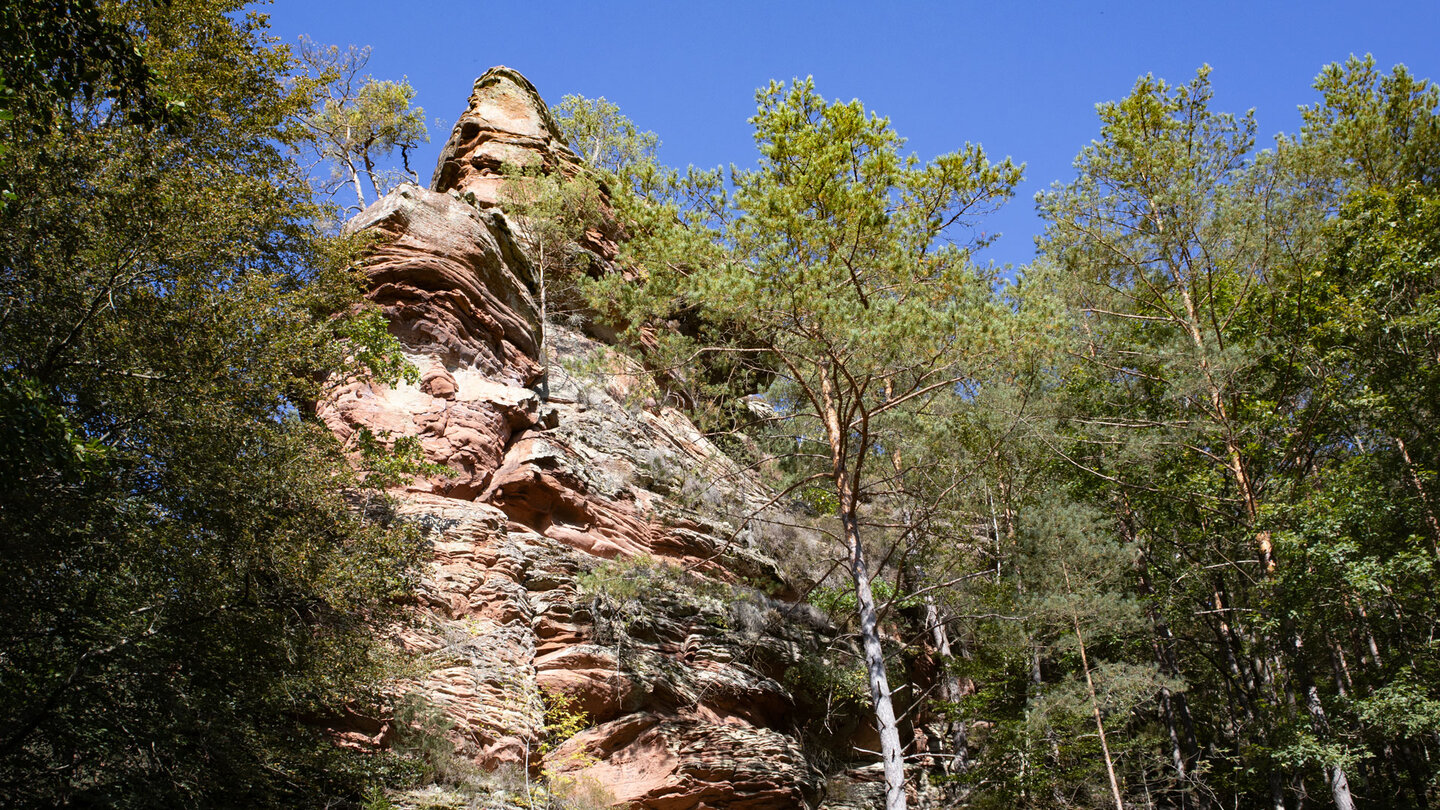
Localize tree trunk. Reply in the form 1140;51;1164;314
1292;633;1358;810
925;596;968;774
362;145;382;202
345;125;366;208
1270;772;1286;810
347;158;365;208
1064;564;1126;810
1172;263;1275;574
1127;506;1201;805
1395;435;1440;559
821;371;906;810
843;501;907;810
537;242;548;377
1322;737;1357;810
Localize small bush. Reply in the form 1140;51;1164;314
390;692;482;788
783;655;870;711
576;553;688;604
540;689;592;753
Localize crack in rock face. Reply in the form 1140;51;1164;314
325;66;907;809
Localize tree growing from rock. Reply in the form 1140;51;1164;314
295;37;428;210
497;164;605;386
553;93;659;179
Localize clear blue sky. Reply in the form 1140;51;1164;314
262;0;1440;271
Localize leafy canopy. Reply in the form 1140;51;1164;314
0;1;424;806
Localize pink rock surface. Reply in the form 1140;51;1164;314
325;66;890;809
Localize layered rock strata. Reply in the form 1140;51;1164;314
326;67;896;809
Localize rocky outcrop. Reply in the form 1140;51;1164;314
430;67;579;207
351;185;542;378
328;67;893;809
428;65;619;265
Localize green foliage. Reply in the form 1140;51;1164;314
498;162;606;309
577;554;707;605
540;690;591;754
807;579;920;624
335;307;421;386
1000;56;1440;808
7;14;1440;809
0;0;168;128
797;483;838;515
0;2;424;806
782;654;869;711
545;97;765;430
389;692;476;788
355;427;449;490
497;161;607;393
296;37;428;209
1299;54;1440;189
701;77;1023;382
552;93;659;179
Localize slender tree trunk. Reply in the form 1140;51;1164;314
1270;772;1286;810
1172;267;1276;574
885;426;966;777
1347;595;1383;668
1292;632;1358;810
537;243;548;380
925;596;967;774
1328;634;1354;698
346;158;365;208
344;125;366;208
1157;688;1193;808
1064;564;1125;810
1395;435;1440;558
1077;618;1126;810
820;371;906;810
1127;505;1201;805
1319;720;1358;810
845;505;907;810
362;146;382;202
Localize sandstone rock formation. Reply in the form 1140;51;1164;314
326;67;906;809
430;67;578;208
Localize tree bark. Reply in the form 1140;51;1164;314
925;596;968;774
1126;502;1201;805
344;124;366;208
347;158;365;208
821;370;907;810
845;506;908;810
1292;632;1358;810
362;142;382;202
1395;435;1440;559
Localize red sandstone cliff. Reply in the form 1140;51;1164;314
324;67;903;810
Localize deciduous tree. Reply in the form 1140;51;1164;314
295;37;428;210
0;2;422;805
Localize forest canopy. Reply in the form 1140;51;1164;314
551;57;1440;810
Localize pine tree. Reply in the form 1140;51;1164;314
675;78;1022;809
